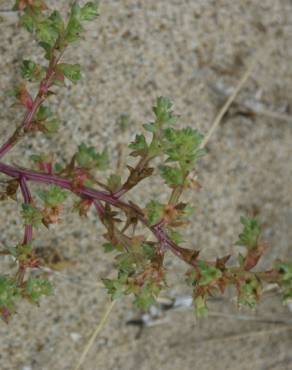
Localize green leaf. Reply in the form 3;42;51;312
54;163;63;173
80;2;99;21
116;253;136;274
277;262;292;281
107;174;121;192
14;244;33;260
39;42;53;60
21;60;45;81
102;276;128;299
128;134;148;156
21;204;43;227
276;262;292;303
71;2;83;18
76;144;109;170
21;60;36;80
237;217;261;249
133;282;157;309
25;277;53;303
145;200;164;226
65;4;85;43
20;12;35;32
0;276;20;309
35;106;59;134
0;276;20;321
160;165;184;186
57;63;81;83
153;96;177;126
37;185;67;207
238;279;261;308
36;106;53;121
181;204;195;220
49;10;64;34
146;97;180;157
43;119;60;135
197;261;222;286
143;122;157;133
65;18;84;43
102;242;116;253
30;153;50;164
163;127;204;171
36;20;59;47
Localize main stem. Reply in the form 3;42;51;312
0;161;186;262
0;161;281;286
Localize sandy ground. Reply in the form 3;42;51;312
0;0;292;369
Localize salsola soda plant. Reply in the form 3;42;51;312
0;0;291;323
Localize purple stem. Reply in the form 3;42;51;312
93;200;105;218
0;142;15;160
0;162;123;204
0;96;44;159
0;48;60;160
0;161;187;263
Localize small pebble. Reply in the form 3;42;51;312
70;332;82;342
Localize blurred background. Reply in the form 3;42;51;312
0;0;291;369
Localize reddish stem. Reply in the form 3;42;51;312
0;51;60;159
0;161;186;262
93;200;105;218
0;161;282;286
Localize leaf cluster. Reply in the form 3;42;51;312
75;144;109;171
103;242;165;310
0;274;52;322
276;262;292;303
237;216;261;249
37;185;67;207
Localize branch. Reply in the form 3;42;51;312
0;46;64;159
0;161;284;286
0;162;190;263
